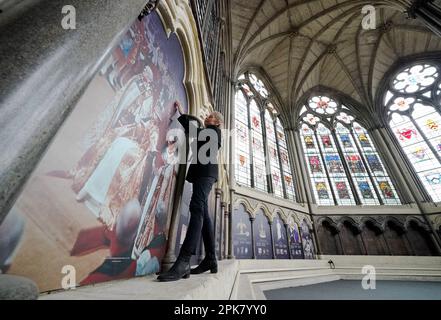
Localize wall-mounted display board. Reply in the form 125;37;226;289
287;216;304;259
253;210;273;259
301;220;315;259
232;204;253;259
272;214;289;259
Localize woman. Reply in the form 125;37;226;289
157;101;223;282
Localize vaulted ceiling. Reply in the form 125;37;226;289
230;0;441;115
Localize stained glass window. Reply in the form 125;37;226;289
309;96;338;115
300;123;334;205
235;91;251;187
352;122;400;205
385;62;441;202
249;73;269;98
317;123;356;206
234;73;296;201
266;110;283;198
250;100;267;192
299;95;401;206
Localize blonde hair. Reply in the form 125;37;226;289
210;111;224;125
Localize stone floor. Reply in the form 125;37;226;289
264;280;441;300
32;256;441;300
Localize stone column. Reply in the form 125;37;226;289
382;232;393;256
358;231;369;255
291;130;322;256
219;201;226;260
214;188;222;258
284;223;293;259
223;203;230;259
310;226;320;259
0;0;155;224
285;129;308;204
228;80;237;190
250;216;256;259
403;231;416;256
337;232;346;255
428;231;441;255
227;202;234;259
269;221;276;259
226;75;236;260
297;226;306;259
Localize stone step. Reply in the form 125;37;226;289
234;272;341;300
253;274;342;300
40;260;239;300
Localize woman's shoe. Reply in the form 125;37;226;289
157;259;190;282
190;258;217;274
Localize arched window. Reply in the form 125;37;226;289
384;62;441;203
234;72;296;200
299;96;401;206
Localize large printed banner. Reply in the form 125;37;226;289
0;12;188;292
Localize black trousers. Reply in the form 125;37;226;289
179;177;216;261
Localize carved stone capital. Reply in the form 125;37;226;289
289;28;300;38
327;44;337;54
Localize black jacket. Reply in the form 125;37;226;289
178;114;222;183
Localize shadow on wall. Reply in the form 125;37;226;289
0;11;190;292
317;216;439;256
